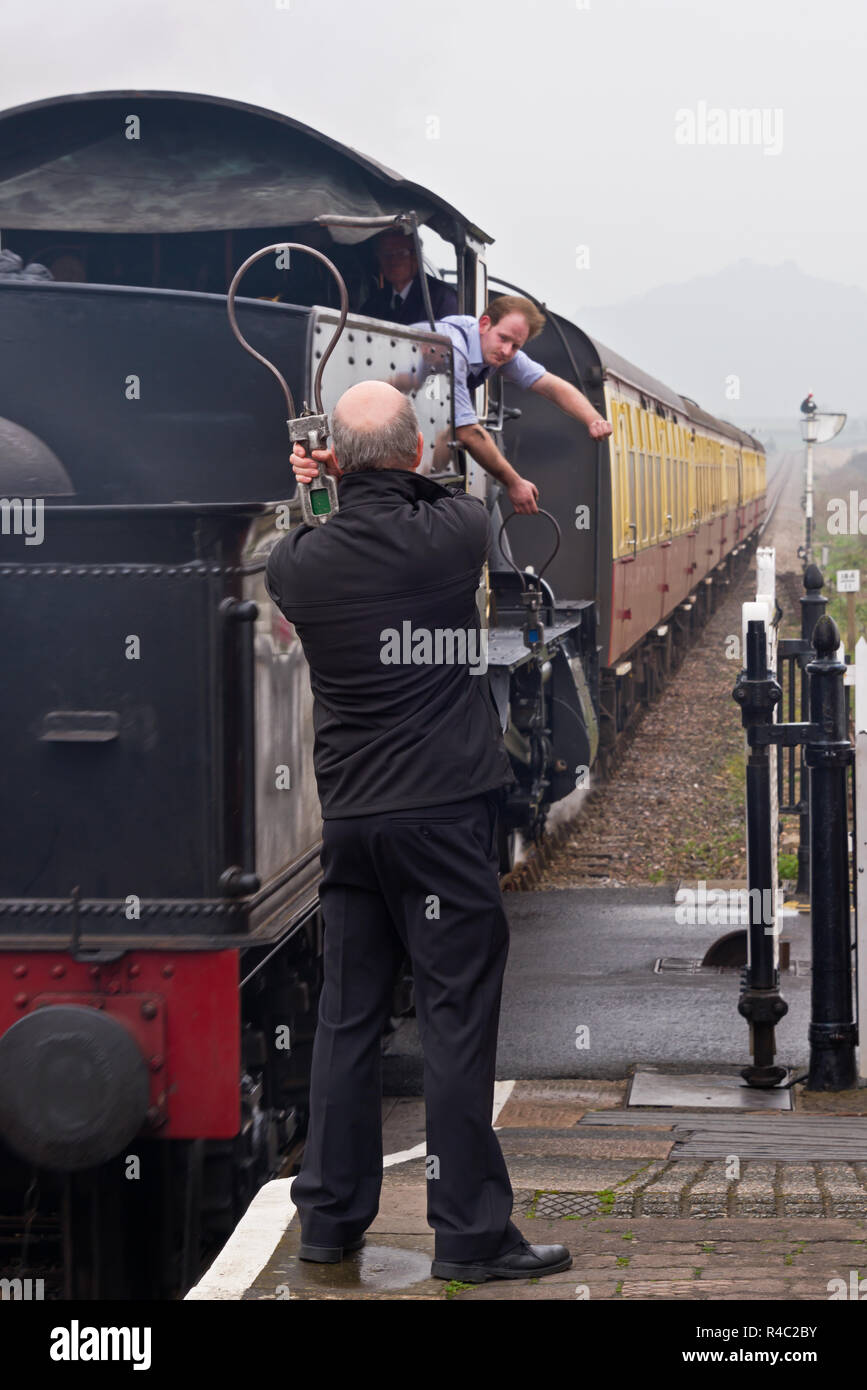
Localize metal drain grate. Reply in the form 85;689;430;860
654;957;810;975
527;1192;601;1218
655;957;723;975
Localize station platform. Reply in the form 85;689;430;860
187;1076;867;1301
186;883;867;1301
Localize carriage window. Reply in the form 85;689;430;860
628;450;636;549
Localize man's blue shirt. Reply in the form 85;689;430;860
409;314;546;427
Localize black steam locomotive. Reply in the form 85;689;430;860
0;90;764;1297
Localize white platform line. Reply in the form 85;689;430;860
382;1139;427;1167
184;1079;517;1299
492;1077;515;1127
185;1175;298;1300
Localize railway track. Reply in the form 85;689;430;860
509;456;806;890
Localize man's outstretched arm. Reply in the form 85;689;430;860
530;373;613;438
454;423;539;515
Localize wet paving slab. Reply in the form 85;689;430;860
242;1209;867;1301
245;1231;441;1301
193;1077;867;1301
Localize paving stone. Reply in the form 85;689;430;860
787;1250;867;1266
594;1251;711;1262
380;1096;427;1151
780;1163;824;1215
708;1284;789;1295
457;1281;622;1301
244;1232;439;1301
714;1265;809;1281
625;1252;727;1268
621;1278;788;1298
377;1158;436;1186
502;1158;666;1191
495;1102;587;1128
606;1160;670;1215
796;1086;867;1115
497;1127;671;1159
640;1162;706;1215
818;1163;867;1217
552;1259;630;1271
688;1161;733;1216
734;1161;779;1215
506;1077;628;1109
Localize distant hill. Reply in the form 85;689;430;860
579;260;867;426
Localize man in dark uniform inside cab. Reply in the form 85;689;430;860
266;379;571;1284
359;227;458;325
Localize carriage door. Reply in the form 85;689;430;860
686;431;698;589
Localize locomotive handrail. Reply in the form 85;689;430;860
226;242;350;417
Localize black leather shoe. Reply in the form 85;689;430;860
298;1236;366;1263
431;1239;572;1283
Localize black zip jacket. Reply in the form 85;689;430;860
264;468;514;818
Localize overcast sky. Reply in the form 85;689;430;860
2;0;864;324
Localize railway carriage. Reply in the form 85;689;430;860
0;89;764;1296
492;297;765;767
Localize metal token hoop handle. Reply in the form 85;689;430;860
226;243;349;417
497;507;562;589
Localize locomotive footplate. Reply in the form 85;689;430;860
486;620;585;672
486;612;598;855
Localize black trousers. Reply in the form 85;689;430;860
291;790;523;1261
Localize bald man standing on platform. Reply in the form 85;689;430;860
265;381;572;1284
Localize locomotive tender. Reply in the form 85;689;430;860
0;90;765;1296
